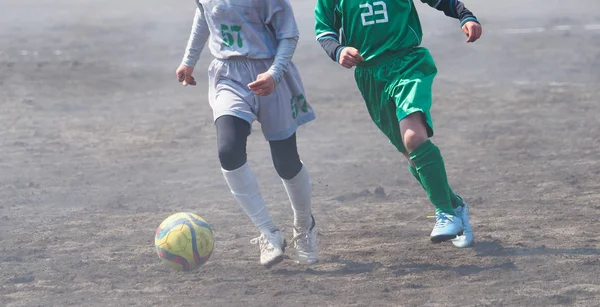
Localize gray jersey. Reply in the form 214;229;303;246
195;0;299;60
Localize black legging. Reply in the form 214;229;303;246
215;115;302;180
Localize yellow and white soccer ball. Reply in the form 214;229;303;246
154;212;214;272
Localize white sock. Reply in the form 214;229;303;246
281;164;313;230
222;163;277;234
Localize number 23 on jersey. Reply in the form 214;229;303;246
360;1;389;26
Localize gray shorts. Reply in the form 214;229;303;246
207;58;315;141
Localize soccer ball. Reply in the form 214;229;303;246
154;212;214;272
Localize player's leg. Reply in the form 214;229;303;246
269;133;310;230
269;133;317;264
355;60;459;242
400;113;456;212
217;115;277;234
257;60;317;264
404;150;471;247
354;51;471;245
216;115;286;268
393;48;466;244
402;113;463;243
209;60;285;268
402;151;463;209
402;131;473;248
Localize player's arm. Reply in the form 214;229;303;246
266;36;298;84
421;0;479;26
176;7;210;86
248;36;297;96
421;0;482;42
182;7;210;67
314;0;363;68
248;0;299;96
264;0;301;84
314;0;344;62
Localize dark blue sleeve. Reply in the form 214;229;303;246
430;0;480;26
317;35;345;63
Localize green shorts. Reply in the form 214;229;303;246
354;47;437;153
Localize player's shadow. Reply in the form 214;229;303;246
390;261;517;277
473;240;600;258
273;241;600;277
274;255;517;277
274;256;383;276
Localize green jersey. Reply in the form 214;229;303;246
315;0;441;63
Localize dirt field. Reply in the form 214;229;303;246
1;0;599;306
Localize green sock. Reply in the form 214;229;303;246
408;140;456;215
407;162;463;209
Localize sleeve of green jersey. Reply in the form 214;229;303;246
420;0;480;26
420;0;440;6
314;0;341;41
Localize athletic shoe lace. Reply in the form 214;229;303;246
291;225;316;252
290;231;310;249
434;212;453;229
250;233;276;252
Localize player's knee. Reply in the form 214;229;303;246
215;115;250;171
403;129;428;152
218;142;246;171
400;113;429;152
269;133;302;179
272;155;301;180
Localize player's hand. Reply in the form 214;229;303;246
462;21;483;43
338;47;364;69
176;64;196;86
248;72;275;96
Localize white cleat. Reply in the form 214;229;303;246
250;230;286;269
430;212;463;243
291;216;318;265
452;201;474;248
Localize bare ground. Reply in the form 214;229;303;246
1;1;599;306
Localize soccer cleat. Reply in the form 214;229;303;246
291;216;318;265
430;212;463;243
452;201;474;248
250;230;286;269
